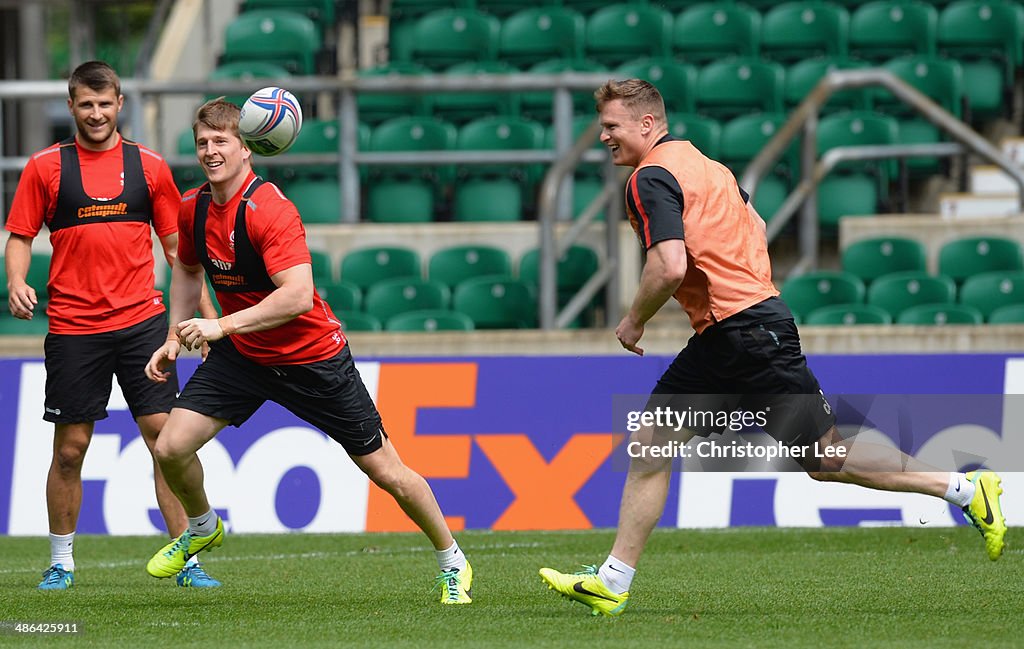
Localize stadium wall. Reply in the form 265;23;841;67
1;352;1021;536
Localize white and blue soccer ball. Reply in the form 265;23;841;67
238;86;303;156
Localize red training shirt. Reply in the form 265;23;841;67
5;134;180;334
178;172;346;365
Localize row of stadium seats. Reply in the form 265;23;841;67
355;52;976;126
841;235;1024;286
386;0;1022;118
781;269;1024;324
393;0;988;22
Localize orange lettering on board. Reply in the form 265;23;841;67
475;433;615;530
365;363;476;532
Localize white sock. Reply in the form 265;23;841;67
49;532;75;572
598;555;634;594
185;555;200;567
944;472;975;508
188;510;218;537
435;540;467;572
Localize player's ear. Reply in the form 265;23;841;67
116;95;124;113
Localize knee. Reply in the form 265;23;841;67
52;441;89;473
364;463;411;496
804;453;846;481
153;437;187;467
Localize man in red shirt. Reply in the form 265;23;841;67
538;79;1007;616
6;61;220;590
143;97;473;604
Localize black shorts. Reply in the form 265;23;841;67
648;318;835;448
43;312;178;423
175;339;387;456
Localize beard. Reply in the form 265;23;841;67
74;119;117;148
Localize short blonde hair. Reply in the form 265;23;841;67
193;97;241;140
594;79;667;124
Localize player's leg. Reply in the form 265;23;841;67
280;346;473;603
38;330;118;589
744;318;1006;560
541;337;711;616
146;407;228;578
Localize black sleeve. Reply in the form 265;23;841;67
626;165;684;250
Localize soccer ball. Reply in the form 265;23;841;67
238;86;303;156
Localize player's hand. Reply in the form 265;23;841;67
7;283;37;320
175;317;226;351
145;340;180;383
616;315;645;356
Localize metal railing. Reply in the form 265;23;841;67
741;68;1024;276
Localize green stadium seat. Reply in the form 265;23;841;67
819;174;885;230
207;60;291;109
339;246;422;291
317;280;361;313
174;128;204;191
850;0;938;63
286;179;341;224
386;309;475;332
388;0;474;62
368;116;458;184
410;8;500;70
363;278;451;323
456;115;545;186
453;275;537;328
760;1;851;64
720;112;795;174
667;113;722;159
430;60;520;126
841;236;928;284
27;253;51;300
718;112;794;220
671;2;761;64
987;303;1024;324
0;313;49;336
429;245;513;290
938;236;1024;285
566;174;609;222
938;0;1024;118
805;303;893;325
307;250;334;286
357;62;431;125
784;56;874;112
498;6;586;67
780;270;866;319
615;57;698;114
337;311;383;332
240;0;336;37
365;179;436;223
696;58;785;120
221;10;321;75
544;114;605;176
817;111;898;178
866;271;956;319
453;178;526;221
519;245;600;292
896;302;984;325
959;271;1024;319
584;4;673;67
519;58;610;122
275;118;341;184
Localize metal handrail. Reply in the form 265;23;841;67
537;118;626;330
741;68;1024;274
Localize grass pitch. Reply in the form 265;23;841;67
1;528;1020;648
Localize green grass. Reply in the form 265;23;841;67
1;528;1020;648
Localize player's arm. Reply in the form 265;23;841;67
616;166;686;356
617;240;687;356
5;234;38;320
174;263;314;351
147;257;207;382
157;232;218;319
